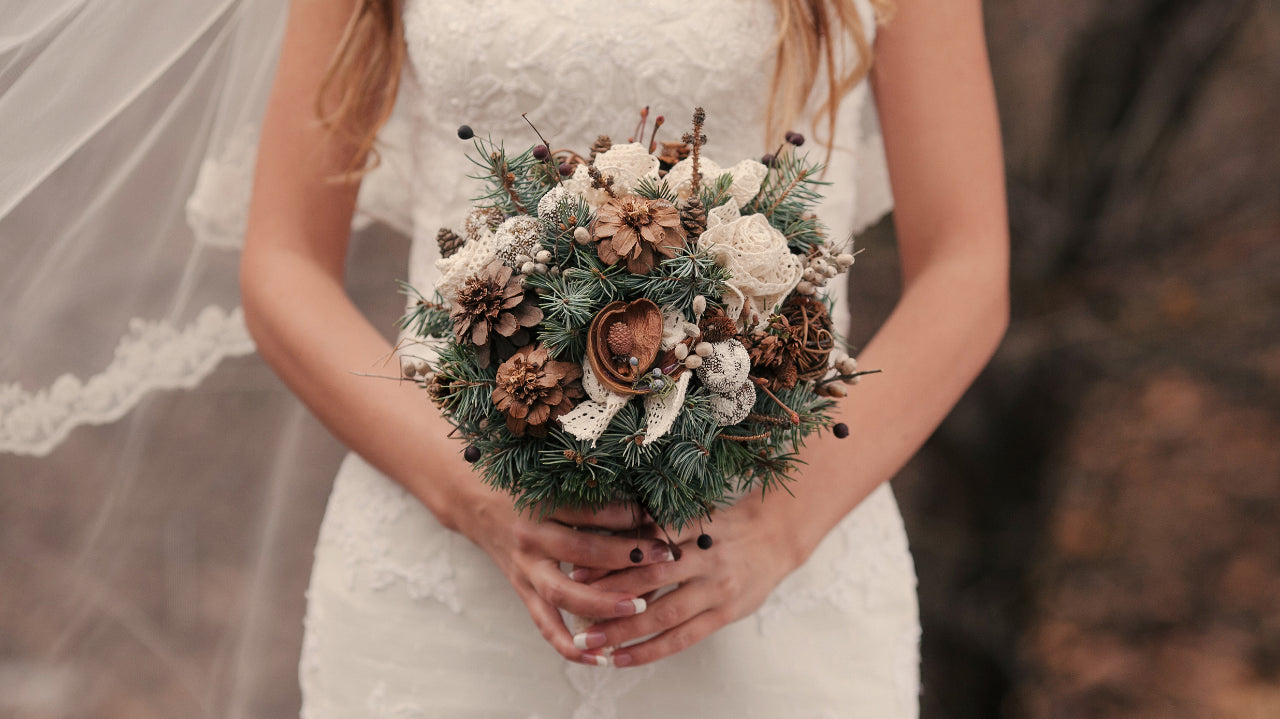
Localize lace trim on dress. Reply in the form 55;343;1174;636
0;305;255;457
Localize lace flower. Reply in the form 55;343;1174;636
663;157;767;208
697;203;803;326
563;142;660;210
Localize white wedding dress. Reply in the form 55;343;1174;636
299;1;920;717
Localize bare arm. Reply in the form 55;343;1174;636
240;0;666;661
579;0;1010;666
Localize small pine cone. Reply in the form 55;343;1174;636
589;135;612;164
436;228;464;259
680;196;708;240
699;310;738;343
607;322;635;357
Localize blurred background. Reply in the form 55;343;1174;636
1;0;1277;717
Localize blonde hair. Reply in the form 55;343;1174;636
319;0;893;176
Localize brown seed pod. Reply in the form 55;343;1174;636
586;299;664;395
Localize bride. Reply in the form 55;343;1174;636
240;0;1007;716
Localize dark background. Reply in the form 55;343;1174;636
863;0;1280;716
1;1;1277;717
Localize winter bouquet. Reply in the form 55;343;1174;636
398;108;870;549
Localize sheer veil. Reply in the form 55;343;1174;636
0;2;410;715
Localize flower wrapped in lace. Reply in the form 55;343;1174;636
394;108;874;533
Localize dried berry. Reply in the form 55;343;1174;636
464;445;481;463
533;144;550;160
833;422;850;439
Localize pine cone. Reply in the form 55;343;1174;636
437;228;464;259
450;260;543;368
699;308;738;343
743;316;804;391
491;344;584;437
680;196;707;240
589;135;612;164
607;322;635;357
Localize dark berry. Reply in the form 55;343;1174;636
463;445;481;463
833;422;849;439
786;131;805;147
533;144;550;161
761;153;776;167
457;125;474;140
558;162;574;176
630;548;644;563
697;534;713;550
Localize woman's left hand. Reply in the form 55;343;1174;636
568;488;810;667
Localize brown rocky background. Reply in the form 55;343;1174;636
2;1;1277;717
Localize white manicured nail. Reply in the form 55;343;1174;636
631;598;646;614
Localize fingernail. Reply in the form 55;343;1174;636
612;652;633;667
614;598;646;616
573;631;608;650
568;567;589;582
581;653;609;667
651;545;673;562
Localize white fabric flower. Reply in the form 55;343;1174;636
562;142;660;210
697;202;803;325
663;157;767;208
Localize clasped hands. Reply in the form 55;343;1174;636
457;487;809;668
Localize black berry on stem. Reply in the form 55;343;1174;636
463;445;481;463
630;548;644;563
532;144;550;160
457;124;474;140
833;422;849;439
697;534;713;550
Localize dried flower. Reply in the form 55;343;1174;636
450;260;543;368
592;196;687;275
491;344;584;437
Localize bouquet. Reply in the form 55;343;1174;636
398;108;871;552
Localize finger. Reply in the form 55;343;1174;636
528;561;649;620
565;565;612;584
586;546;697;596
541;525;674;570
584;609;725;668
581;578;715;651
547;503;648;530
516;583;590;662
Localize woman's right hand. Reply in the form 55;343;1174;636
447;480;673;662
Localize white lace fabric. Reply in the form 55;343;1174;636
301;1;916;717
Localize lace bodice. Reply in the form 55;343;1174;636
399;0;891;293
